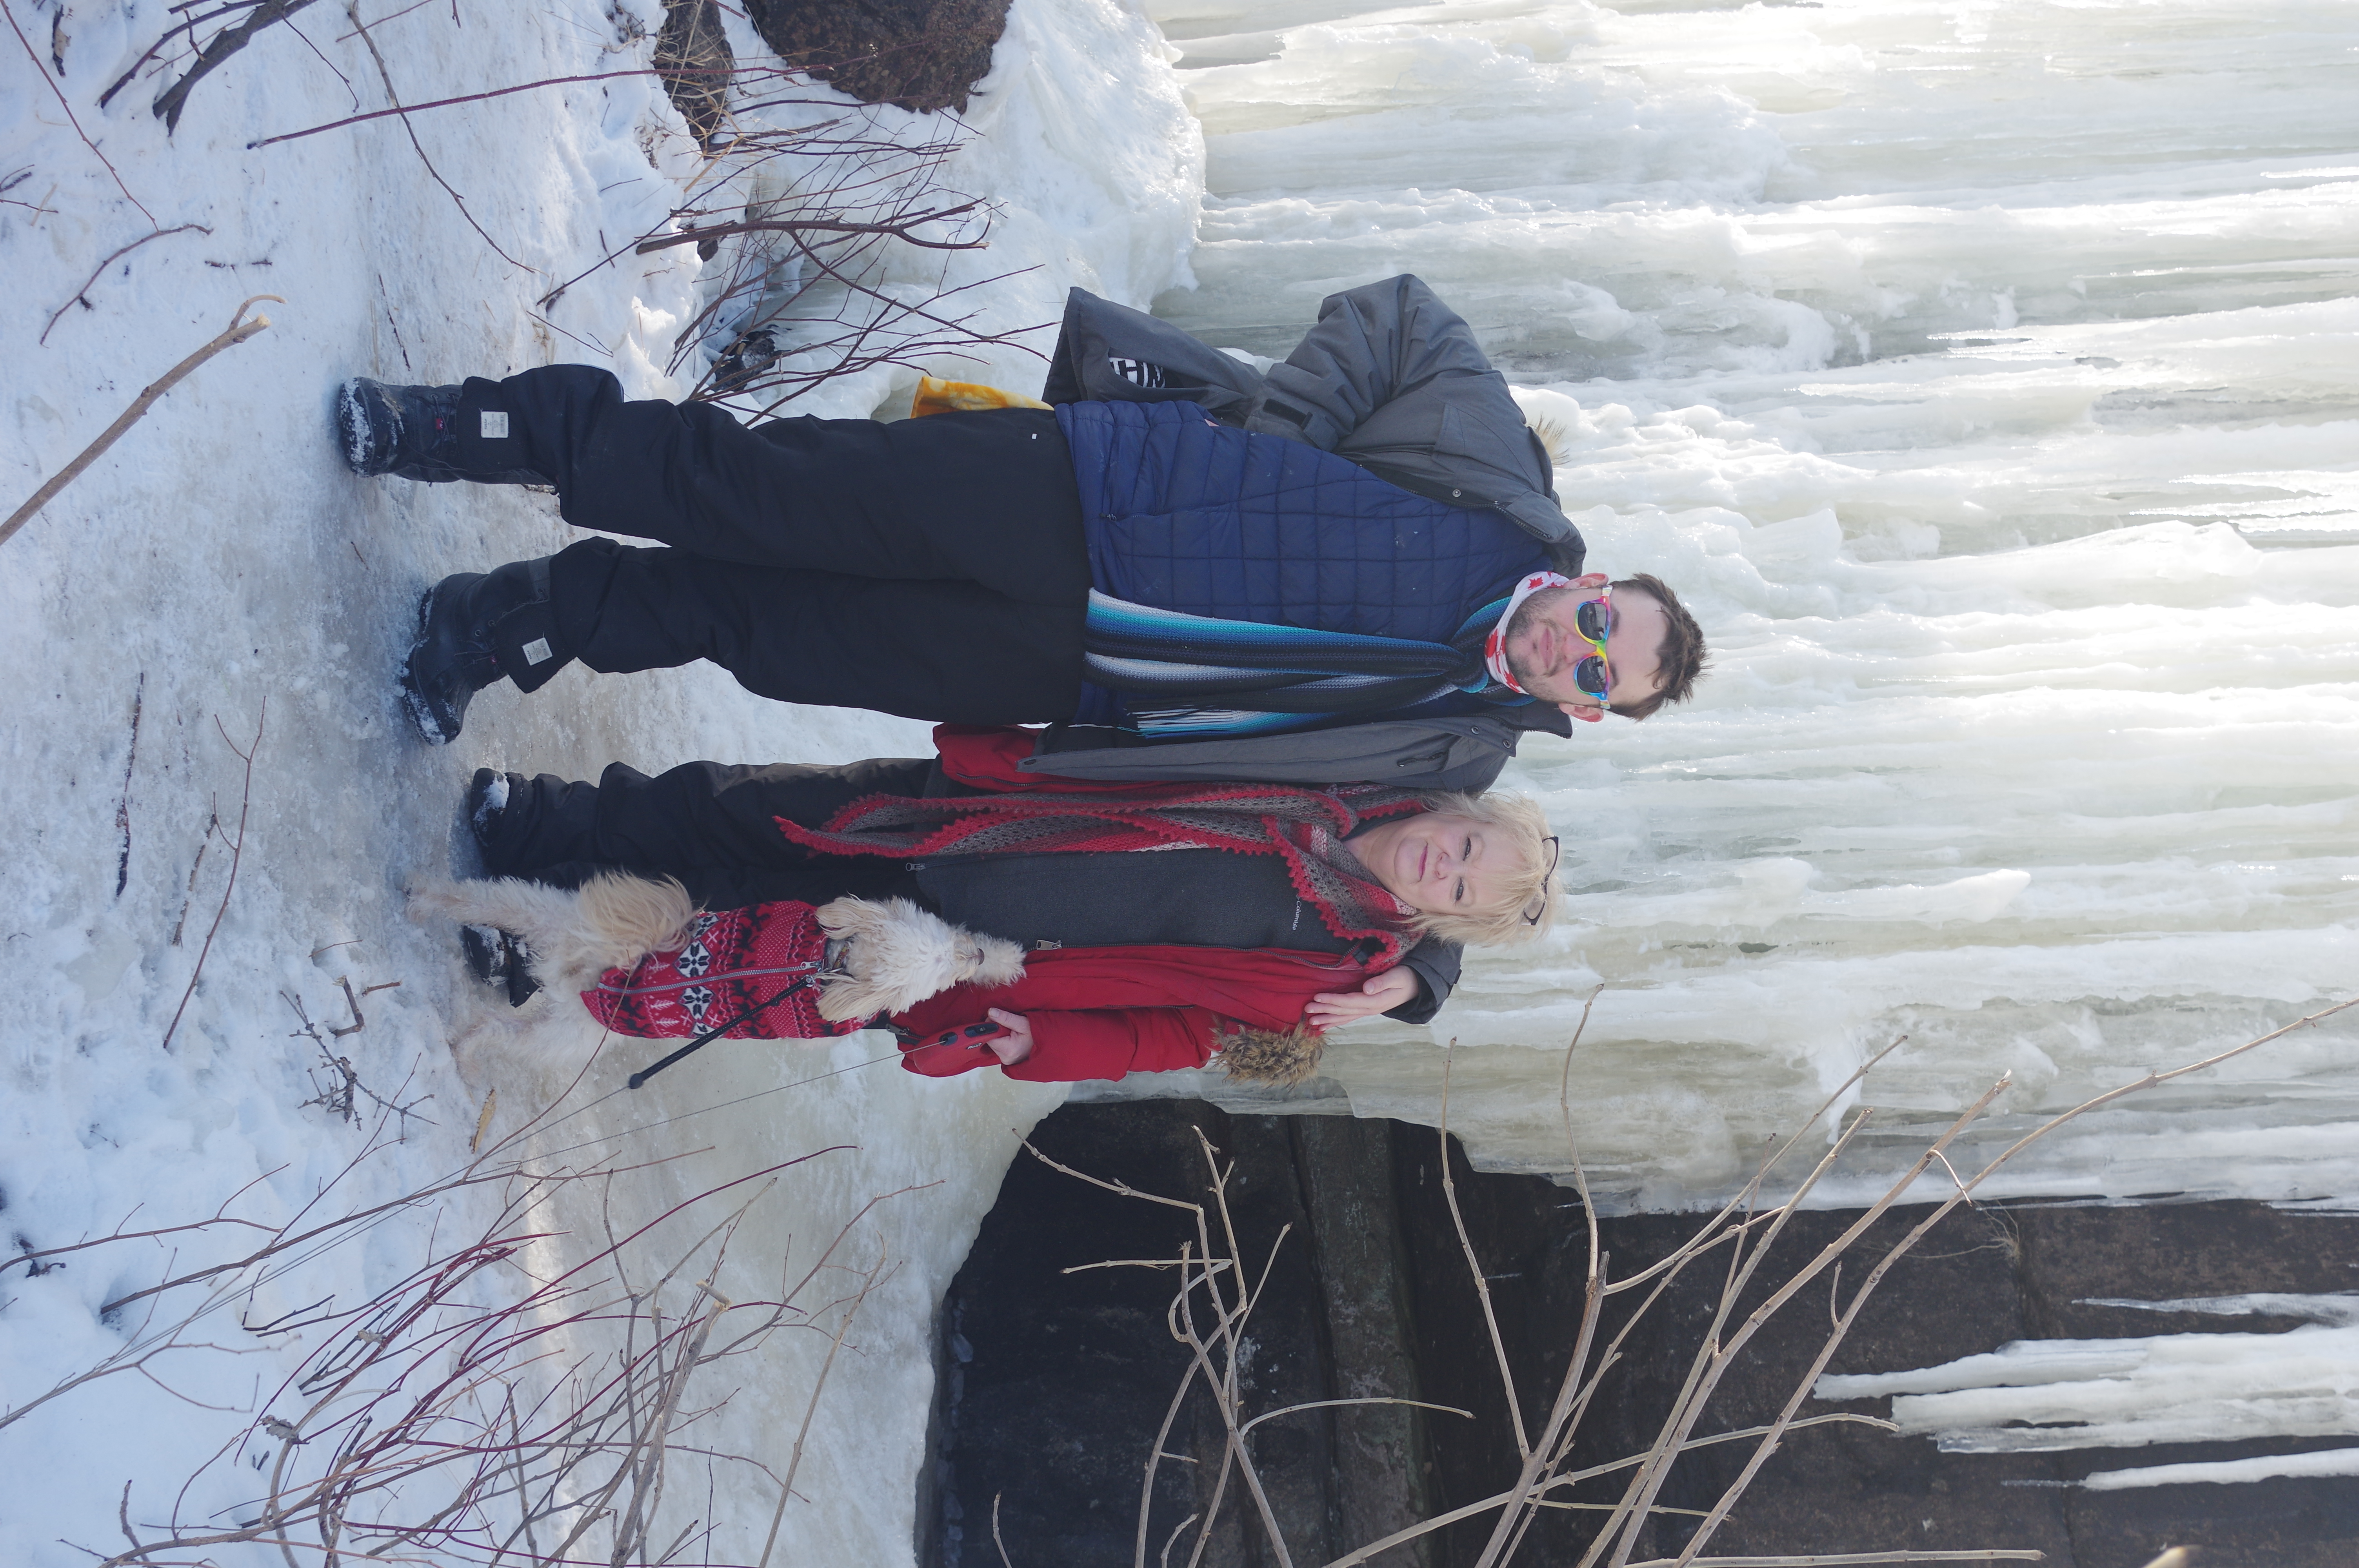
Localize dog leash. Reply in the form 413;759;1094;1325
625;974;832;1090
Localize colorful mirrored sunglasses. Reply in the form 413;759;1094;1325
1567;592;1614;704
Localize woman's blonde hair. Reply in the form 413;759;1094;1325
1394;791;1561;947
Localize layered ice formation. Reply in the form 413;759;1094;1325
1087;0;2359;1213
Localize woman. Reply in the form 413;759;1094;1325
456;726;1561;1083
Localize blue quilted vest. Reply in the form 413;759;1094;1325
1057;400;1549;646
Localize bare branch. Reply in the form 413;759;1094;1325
160;699;266;1049
342;3;534;274
633;204;991;256
5;299;279;550
42;225;213;345
1;0;154;220
1440;1040;1530;1460
152;0;326;133
248;67;668;148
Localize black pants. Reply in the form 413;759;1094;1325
481;757;932;912
466;366;1092;722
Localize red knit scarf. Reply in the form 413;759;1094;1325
775;781;1427;964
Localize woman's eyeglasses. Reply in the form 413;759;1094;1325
1520;835;1562;925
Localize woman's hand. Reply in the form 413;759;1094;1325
1305;969;1420;1029
985;1007;1035;1065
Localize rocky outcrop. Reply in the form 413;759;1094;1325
654;0;734;146
929;1101;2359;1568
746;0;1009;114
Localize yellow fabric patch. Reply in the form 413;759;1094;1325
910;376;1051;417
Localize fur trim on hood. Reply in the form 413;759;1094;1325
1215;1023;1327;1086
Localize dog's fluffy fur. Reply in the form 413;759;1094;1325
811;895;1026;1020
413;875;1025;1021
412;873;701;991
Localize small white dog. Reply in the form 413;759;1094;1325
411;874;1026;1022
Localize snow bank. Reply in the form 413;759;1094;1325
0;0;1194;1561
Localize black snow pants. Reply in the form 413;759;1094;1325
480;755;938;913
459;366;1092;723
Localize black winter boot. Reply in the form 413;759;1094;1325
335;377;550;484
460;923;506;984
399;558;571;744
457;925;543;1008
465;767;511;853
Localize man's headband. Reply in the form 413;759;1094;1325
1481;571;1574;695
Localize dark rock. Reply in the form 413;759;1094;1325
747;0;1008;114
934;1103;2359;1568
929;1102;1336;1568
654;0;735;147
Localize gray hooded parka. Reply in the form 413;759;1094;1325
1026;274;1584;793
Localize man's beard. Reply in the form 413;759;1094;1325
1501;584;1574;690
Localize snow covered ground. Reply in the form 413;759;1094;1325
0;1;1195;1561
9;0;2359;1552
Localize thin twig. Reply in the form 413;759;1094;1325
1625;1555;2041;1566
100;0;256;109
42;225;213;345
161;701;265;1051
1594;1099;1905;1568
1315;1416;1905;1568
754;1252;885;1568
1654;1002;2359;1568
1441;1042;1530;1461
632;204;991;255
1237;1395;1473;1434
248;67;666;148
1476;992;1611;1564
1310;1005;2359;1568
2;0;155;221
342;3;534;273
4;297;279;549
152;0;325;133
113;671;146;898
3;1177;281;1280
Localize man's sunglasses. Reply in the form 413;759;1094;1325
1567;592;1614;705
1520;835;1562;926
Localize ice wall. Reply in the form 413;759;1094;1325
1086;0;2359;1210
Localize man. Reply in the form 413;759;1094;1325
340;276;1706;792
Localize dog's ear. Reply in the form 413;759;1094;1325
813;898;1027;1021
967;931;1026;989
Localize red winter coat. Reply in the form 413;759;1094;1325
892;942;1377;1083
893;726;1398;1081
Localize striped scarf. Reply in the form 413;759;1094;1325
774;780;1427;962
1083;589;1536;738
